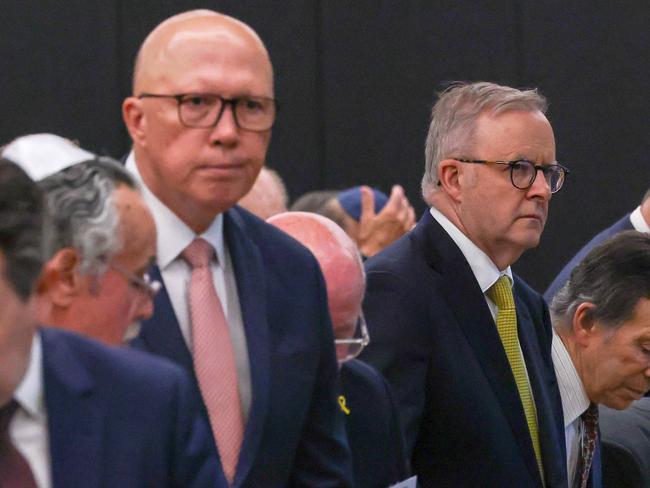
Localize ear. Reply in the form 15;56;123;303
122;96;147;146
437;158;463;201
572;302;598;347
37;248;82;307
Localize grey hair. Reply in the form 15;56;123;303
421;81;548;204
550;231;650;333
39;157;137;275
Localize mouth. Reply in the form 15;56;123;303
519;214;545;224
195;163;246;177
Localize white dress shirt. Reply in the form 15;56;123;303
429;207;513;319
126;152;252;420
551;330;590;485
11;333;51;488
629;205;650;233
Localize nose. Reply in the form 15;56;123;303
209;103;239;147
527;168;552;200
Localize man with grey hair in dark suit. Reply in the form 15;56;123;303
360;81;570;487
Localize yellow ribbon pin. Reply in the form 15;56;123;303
338;395;350;415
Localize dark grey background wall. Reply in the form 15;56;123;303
0;1;648;293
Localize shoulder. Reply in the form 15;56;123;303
226;205;319;266
341;359;395;408
342;359;388;388
40;327;188;391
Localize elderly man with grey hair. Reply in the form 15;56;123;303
360;81;569;487
35;157;159;344
549;231;650;488
2;135;159;345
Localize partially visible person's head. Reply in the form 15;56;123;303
291;190;343;224
551;231;650;409
238;166;288;219
0;158;46;404
1;133;94;181
123;10;275;233
290;187;389;241
423;81;560;269
267;211;365;361
37;158;158;345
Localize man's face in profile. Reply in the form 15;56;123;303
454;110;555;265
0;253;36;404
128;20;274;227
62;186;157;345
580;298;650;409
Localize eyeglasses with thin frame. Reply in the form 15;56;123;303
109;262;162;299
335;312;371;363
138;92;277;132
454;158;570;193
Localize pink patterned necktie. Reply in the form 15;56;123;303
0;400;37;488
183;238;244;485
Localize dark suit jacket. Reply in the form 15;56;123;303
340;358;409;488
544;213;633;302
133;206;353;488
599;398;650;488
40;327;222;488
359;211;567;487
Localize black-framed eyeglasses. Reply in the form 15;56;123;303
138;92;277;132
335;312;371;363
455;158;570;193
109;262;162;299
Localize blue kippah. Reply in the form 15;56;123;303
337;186;389;221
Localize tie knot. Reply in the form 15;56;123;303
182;238;216;269
487;275;515;309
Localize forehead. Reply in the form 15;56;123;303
143;25;273;96
473;110;556;161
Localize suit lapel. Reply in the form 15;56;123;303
224;208;271;487
40;328;103;488
420;213;542;485
516;293;566;487
138;265;195;374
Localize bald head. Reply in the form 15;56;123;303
267;212;365;338
123;8;275;233
133;10;272;94
238;167;288;219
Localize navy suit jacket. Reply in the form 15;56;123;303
40;327;222;488
544;213;633;302
359;211;567;487
133;206;353;487
340;358;409;488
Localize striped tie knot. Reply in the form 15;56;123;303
182;238;215;269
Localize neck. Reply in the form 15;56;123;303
430;192;519;270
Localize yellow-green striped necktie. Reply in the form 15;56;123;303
487;276;544;481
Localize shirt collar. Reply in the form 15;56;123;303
429;206;513;292
126;151;225;269
551;329;590;427
630;205;650;233
13;332;45;420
